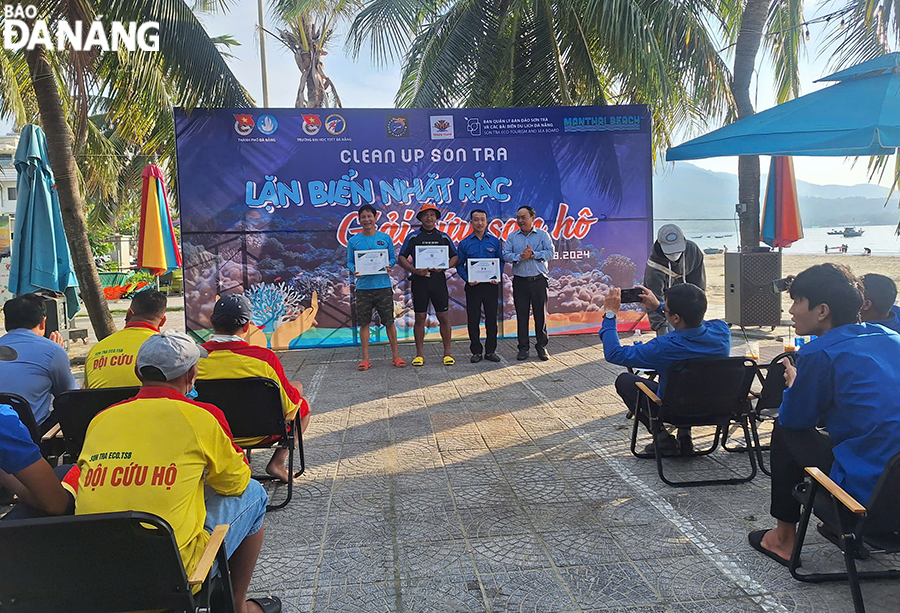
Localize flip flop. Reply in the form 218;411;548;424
443;356;455;366
392;357;407;368
357;360;371;371
248;595;282;613
412;356;424;367
748;529;798;568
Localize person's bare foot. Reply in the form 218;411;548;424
265;451;290;483
760;527;794;561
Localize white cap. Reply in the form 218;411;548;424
136;330;208;381
657;224;686;255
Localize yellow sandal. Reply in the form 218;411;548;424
411;356;425;366
443;356;455;366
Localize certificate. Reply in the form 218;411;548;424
468;258;500;283
415;245;449;269
354;249;389;275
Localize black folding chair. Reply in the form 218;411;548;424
631;357;759;487
789;453;900;613
52;387;141;459
0;511;235;613
195;377;306;512
0;392;67;463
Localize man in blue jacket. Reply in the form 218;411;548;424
859;273;900;334
600;283;731;456
749;264;900;568
457;209;503;363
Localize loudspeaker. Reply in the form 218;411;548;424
39;293;68;338
725;251;782;327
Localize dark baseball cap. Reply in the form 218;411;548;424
211;294;253;325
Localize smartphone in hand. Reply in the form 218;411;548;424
620;287;643;303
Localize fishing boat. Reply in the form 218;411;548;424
827;229;844;235
842;226;864;237
703;247;724;255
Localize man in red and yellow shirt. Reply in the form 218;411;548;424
84;290;167;388
74;330;279;613
198;294;310;483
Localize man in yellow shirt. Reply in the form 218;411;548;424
75;330;280;613
84;290;167;388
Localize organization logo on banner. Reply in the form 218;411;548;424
302;114;322;136
257;115;278;136
430;115;454;140
325;114;346;135
465;117;482;136
3;4;159;51
386;116;409;138
563;115;642;132
234;114;255;136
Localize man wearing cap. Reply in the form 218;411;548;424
198;294;310;483
503;205;554;361
644;224;706;335
74;330;280;613
346;203;405;370
84;290;168;388
398;203;459;366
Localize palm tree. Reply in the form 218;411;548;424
345;0;735;156
1;1;252;338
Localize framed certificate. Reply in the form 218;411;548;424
415;245;449;269
468;258;500;283
354;249;389;275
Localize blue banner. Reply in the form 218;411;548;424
174;106;653;349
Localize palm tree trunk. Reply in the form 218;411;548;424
26;47;116;340
732;0;771;250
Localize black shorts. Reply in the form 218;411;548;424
356;287;394;326
411;275;449;313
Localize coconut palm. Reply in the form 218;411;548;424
0;0;252;338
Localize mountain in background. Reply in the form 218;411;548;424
653;162;899;227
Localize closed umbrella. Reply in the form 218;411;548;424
9;124;80;318
136;165;182;275
761;156;803;248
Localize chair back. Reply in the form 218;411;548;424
53;387;141;458
756;352;796;412
194;378;286;441
0;511;196;613
0;392;38;445
862;450;900;542
660;357;757;425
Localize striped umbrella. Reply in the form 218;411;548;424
137;165;182;275
761;156;803;248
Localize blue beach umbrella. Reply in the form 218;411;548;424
667;53;900;160
9;125;80;318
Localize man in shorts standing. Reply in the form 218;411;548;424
346;204;405;370
399;203;459;366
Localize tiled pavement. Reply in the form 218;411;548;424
249;334;900;612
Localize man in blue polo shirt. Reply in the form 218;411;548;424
859;273;900;333
457;209;503;363
600;283;730;456
347;204;404;371
0;294;78;432
749;264;900;568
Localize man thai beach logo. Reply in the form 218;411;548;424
430;115;454;140
387;116;409;138
325;114;345;135
302;114;322;136
234;114;254;136
3;4;159;51
257;114;278;136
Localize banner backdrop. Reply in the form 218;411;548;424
174;106;653;349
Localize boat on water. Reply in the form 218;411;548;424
714;234;725;238
690;235;703;238
827;229;844;235
703;247;724;255
842;226;864;237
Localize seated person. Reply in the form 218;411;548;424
198;295;310;483
0;344;73;520
84;290;168;388
73;330;280;613
749;264;900;567
600;283;731;456
0;294;78;432
859;273;900;333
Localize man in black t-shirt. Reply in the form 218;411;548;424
399;203;459;366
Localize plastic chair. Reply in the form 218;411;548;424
52;387;141;460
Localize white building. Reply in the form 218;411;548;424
0;132;19;216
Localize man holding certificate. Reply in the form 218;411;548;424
398;202;459;366
503;205;554;361
347;204;405;371
457;209;502;363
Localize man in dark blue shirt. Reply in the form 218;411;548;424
457;209;503;363
600;283;731;456
749;264;900;568
859;273;900;334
